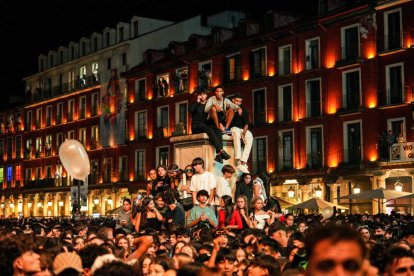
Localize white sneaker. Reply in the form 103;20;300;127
237;164;249;173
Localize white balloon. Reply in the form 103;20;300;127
321;207;334;219
59;139;90;180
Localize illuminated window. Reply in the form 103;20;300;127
15;165;21;181
136;111;147;139
7;165;12;183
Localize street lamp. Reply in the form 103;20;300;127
1;202;4;209
288;186;295;198
93;196;99;205
58;200;64;207
394;179;403;192
107;196;113;205
314;186;322;198
37;202;42;208
353;184;361;194
27;201;32;209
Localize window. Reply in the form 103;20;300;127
68;99;74;121
68;130;75;140
6;137;12;160
0;167;3;186
157;106;169;138
46;105;52;126
0;139;3;158
225;53;241;83
342;69;361;110
91;92;99;116
45;135;52;157
107;58;112;70
79;128;86;146
198;61;212;89
79;66;86;87
35;137;42;158
68;70;75;90
36;108;42;129
133;21;139;37
306;126;323;169
24;168;31;181
91;125;99;149
388;117;406;143
251;47;266;78
103;158;112;182
305;38;320;70
79;96;86;119
135;78;146;101
45;166;52;179
118;156;127;182
175;102;188;135
36;167;41;180
15;164;21;184
7;165;12;184
384;9;402;51
306;79;321;118
278;84;292;122
135;111;147;139
174;67;188;94
26;110;32;131
252;137;267;174
121;53;127;66
278;130;294;170
278;45;291;75
119;27;124;42
253;88;266;125
385;63;404;105
341;24;359;60
135;150;145;180
92;62;99;83
57;102;63;124
15;135;22;158
156;146;169;167
156;73;170;97
343;120;362;165
25;139;31;159
106;32;110;47
93;37;98;52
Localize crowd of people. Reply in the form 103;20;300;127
3;86;414;275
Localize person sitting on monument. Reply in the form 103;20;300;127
189;88;230;163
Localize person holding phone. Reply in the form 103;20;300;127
116;198;134;233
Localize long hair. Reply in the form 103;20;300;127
222;195;234;224
235;195;250;215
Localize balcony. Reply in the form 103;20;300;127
135;129;147;140
119;170;128;182
337;93;361;114
278;60;291;76
56;115;62;125
197;70;212;90
67;112;73;122
46;117;52;127
278;106;292;123
135;170;146;181
35;120;41;129
306;102;321;118
91;106;98;116
306;153;323;169
377;31;404;53
335;45;362;68
79;108;86;119
378;87;404;107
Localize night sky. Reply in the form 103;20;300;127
0;0;316;106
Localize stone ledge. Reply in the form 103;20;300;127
170;133;233;143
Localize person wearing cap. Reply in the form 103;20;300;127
0;236;41;276
53;252;83;275
189;87;231;164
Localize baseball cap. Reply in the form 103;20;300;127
53;252;83;275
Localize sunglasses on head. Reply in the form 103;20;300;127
315;259;361;272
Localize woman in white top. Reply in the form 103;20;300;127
250;197;275;230
252;177;267;202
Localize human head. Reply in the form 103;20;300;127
139;254;155;276
196;190;209;204
305;224;366;276
142;197;156;211
241;173;252;184
157;165;167;177
184;165;194;177
168;163;180;178
221;165;235;177
191;157;205;173
383;247;414;276
358;226;371;242
93;260;136;276
251;197;264;211
214;85;224;100
122;198;131;212
148;256;175;276
0;236;41;276
154;193;165;209
258;237;281;260
148;169;157;180
236;195;249;211
215;248;236;276
53;252;83;275
284;213;294;227
232;93;243;106
196;89;208;102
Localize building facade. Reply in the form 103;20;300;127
1;0;414;217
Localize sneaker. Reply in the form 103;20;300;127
220;150;231;160
237;163;250;173
214;154;223;163
222;128;232;135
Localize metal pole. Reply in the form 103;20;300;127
348;181;352;214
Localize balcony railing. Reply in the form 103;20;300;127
79;108;86;119
135;170;146;181
278;106;292;122
378;87;404;106
306;153;323;169
306;102;321;118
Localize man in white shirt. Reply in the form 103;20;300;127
217;164;235;199
190;157;216;205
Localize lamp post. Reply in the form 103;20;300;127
314;185;322;198
394;179;403;192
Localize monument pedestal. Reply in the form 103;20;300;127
170;133;237;178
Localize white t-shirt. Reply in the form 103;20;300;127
190;171;217;200
217;177;232;199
